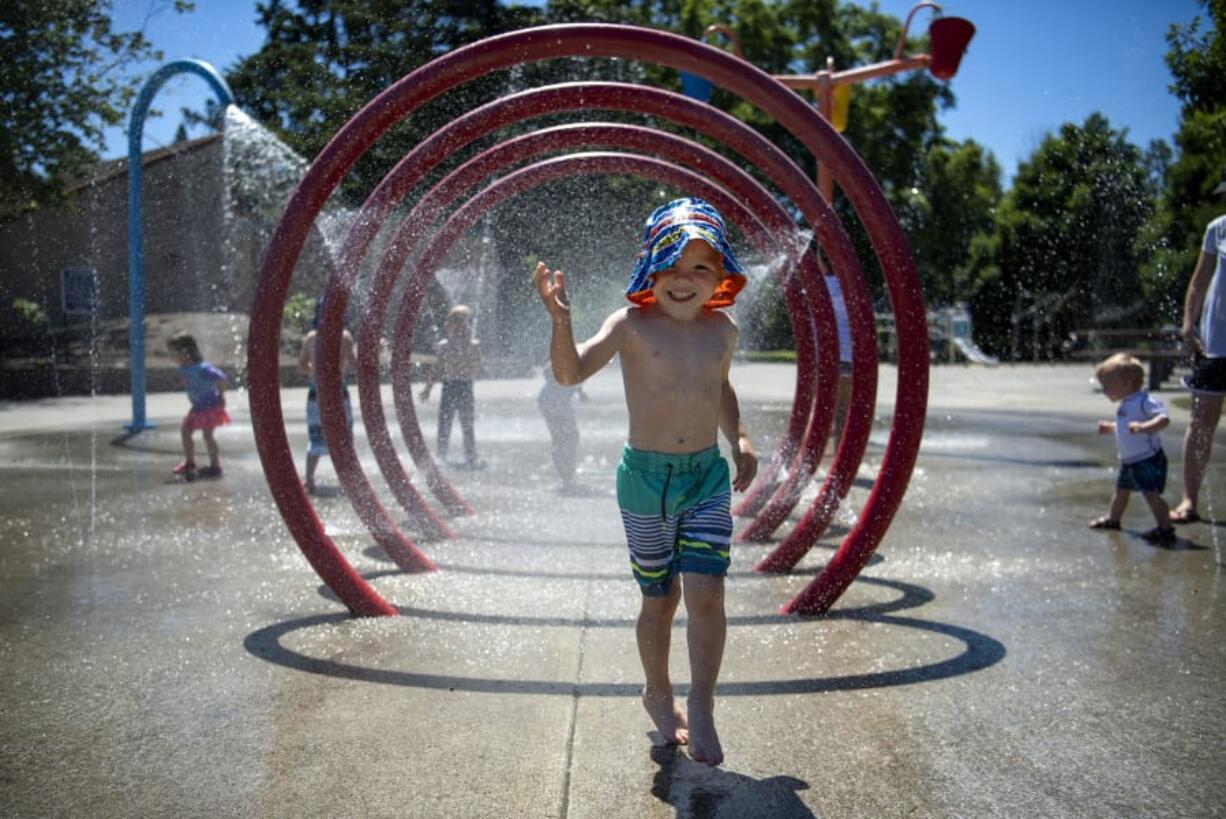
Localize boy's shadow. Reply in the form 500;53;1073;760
649;743;814;818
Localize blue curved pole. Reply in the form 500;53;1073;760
125;59;234;432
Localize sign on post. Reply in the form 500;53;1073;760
61;268;97;316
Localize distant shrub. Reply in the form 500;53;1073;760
12;298;48;330
282;292;315;335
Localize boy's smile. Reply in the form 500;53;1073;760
650;240;724;313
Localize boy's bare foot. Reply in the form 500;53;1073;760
686;700;722;766
642;688;689;745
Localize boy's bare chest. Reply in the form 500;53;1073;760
623;321;726;386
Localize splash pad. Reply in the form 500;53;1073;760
247;24;929;617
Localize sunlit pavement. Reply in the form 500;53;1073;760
1;363;1224;817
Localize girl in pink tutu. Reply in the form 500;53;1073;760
167;332;230;480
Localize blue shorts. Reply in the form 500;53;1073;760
306;386;352;457
1183;354;1226;395
1117;449;1167;493
616;445;733;596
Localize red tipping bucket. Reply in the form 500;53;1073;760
929;17;975;80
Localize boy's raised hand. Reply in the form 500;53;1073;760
533;262;570;319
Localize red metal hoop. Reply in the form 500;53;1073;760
248;24;927;617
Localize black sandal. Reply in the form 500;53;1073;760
1169;508;1201;525
1088;517;1121;530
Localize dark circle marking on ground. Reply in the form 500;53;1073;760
245;594;1000;697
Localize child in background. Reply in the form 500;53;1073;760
420;304;483;469
299;297;358;495
1090;353;1175;544
533;197;757;766
167;331;230;480
537;362;586;492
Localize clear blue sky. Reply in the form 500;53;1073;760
105;0;1208;185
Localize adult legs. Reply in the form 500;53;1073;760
637;579;688;745
682;573;726;766
1174;392;1224;520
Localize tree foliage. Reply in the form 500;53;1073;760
0;0;192;217
223;0;991;349
224;0;551;203
1140;0;1226;320
964;114;1153;357
901;138;1001;307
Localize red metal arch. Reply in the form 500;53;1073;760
315;81;865;541
377;153;833;481
250;24;927;616
316;80;873;577
346;125;837;534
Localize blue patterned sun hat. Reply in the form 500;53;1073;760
625;197;745;308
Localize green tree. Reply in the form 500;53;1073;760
700;0;959;304
899;138;1002;307
225;0;548;203
965;114;1153;358
1139;0;1225;321
0;0;193;217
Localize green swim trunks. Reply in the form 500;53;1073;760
616;444;733;596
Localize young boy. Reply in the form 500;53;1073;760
299;297;358;495
420;304;484;469
533;197;757;766
1090;353;1176;544
537;362;586;493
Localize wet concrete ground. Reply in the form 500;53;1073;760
1;363;1224;817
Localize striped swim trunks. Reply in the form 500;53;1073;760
616;444;733;596
306;385;353;457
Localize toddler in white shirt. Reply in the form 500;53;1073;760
1090;353;1175;545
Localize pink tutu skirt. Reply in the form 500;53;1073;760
183;406;231;431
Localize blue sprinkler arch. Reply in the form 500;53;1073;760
125;59;234;432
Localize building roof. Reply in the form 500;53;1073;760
64;133;223;194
